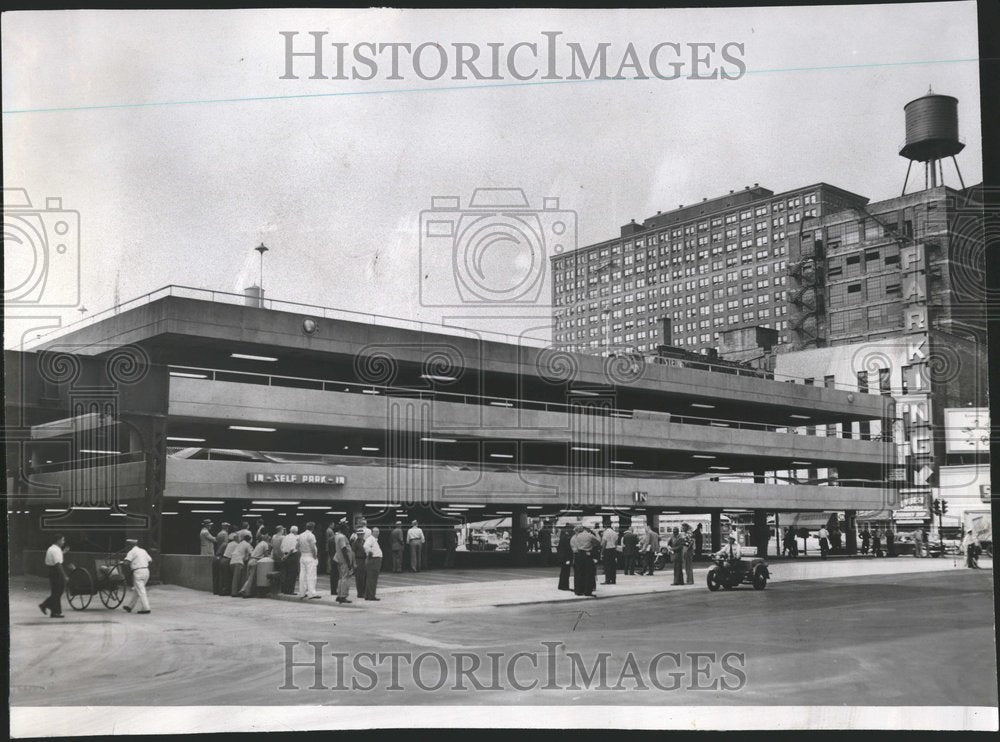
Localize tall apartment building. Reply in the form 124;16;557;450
550;183;869;356
787;184;985;349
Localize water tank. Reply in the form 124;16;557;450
899;93;964;161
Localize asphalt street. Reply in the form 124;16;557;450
9;567;996;707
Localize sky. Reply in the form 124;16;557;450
2;3;983;348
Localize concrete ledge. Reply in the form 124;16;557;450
160;553;214;592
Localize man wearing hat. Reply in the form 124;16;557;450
715;533;743;561
212;522;230;595
332;519;355;603
122;537;153;614
199;519;217;556
351;525;368;598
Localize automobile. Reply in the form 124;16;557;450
707;554;770;591
926;539;962;558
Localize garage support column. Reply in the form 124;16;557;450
509;506;528;566
754;509;769;557
711;510;722;552
619;512;632;531
844;510;858;555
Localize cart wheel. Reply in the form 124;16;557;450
99;565;127;609
706;569;721;592
66;567;93;611
752;565;768;590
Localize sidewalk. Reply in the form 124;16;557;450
274;555;990;614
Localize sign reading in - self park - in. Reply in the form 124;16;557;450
247;473;346;485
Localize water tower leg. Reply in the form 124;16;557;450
950;156;966;190
901;160;913;196
929;159;938;188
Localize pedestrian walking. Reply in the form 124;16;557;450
332;519;354;603
667;527;685;584
281;526;300;594
240;533;271;597
692;523;704;561
297;522;321;600
212;522;230;595
886;527;896;557
351;526;367;598
229;533;252;597
818;525;830;559
38;533;68;618
830;525;843;554
407;520;425;572
122;537;154;614
557;525;573;591
364;527;383;600
600;525;619;584
570;525;600;597
860;526;871;555
642;524;661;576
621;528;639;575
681;523;695;584
390;522;405;573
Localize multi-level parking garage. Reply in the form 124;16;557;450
6;287;895;568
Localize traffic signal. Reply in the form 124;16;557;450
940;499;948;515
931;499;941;516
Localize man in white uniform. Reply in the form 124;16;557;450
39;534;68;618
363;528;383;601
122;537;153;614
297;522;321;599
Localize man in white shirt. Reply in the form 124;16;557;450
715;535;743;561
240;534;272;598
407;520;425;572
297;522;321;600
39;534;68;618
280;526;300;594
122;537;153;614
817;525;830;559
363;528;383;601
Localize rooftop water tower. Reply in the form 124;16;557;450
899;87;966;194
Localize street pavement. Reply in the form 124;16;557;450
9;557;996;716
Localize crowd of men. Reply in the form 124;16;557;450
555;521;707;597
199;517;432;603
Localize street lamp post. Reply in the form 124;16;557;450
255;243;269;297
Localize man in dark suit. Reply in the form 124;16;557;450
622;528;639;575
